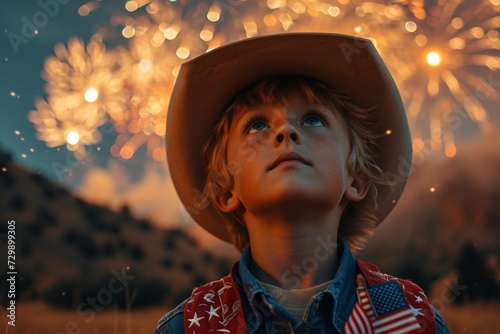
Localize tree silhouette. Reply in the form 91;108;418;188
129;244;144;260
455;242;499;303
9;195;26;212
38;207;58;226
398;261;432;295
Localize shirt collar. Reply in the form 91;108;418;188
235;237;358;332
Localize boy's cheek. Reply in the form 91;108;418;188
236;140;257;162
233;132;273;163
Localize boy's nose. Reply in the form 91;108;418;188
275;123;301;145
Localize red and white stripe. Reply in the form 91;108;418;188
345;288;374;334
372;308;421;334
345;287;421;334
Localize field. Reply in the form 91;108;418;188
1;301;499;333
440;302;500;333
1;302;166;334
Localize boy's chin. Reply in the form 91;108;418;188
246;191;342;217
268;182;343;205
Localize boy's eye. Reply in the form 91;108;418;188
249;121;269;133
302;112;327;127
244;115;269;134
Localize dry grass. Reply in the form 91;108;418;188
429;271;500;332
440;302;500;333
1;301;499;333
1;301;168;334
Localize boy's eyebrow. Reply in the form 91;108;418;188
231;110;269;134
231;106;267;123
232;104;339;123
228;108;252;131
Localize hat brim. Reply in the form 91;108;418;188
166;33;412;243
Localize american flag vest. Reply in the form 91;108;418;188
183;260;436;333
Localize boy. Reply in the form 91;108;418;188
156;33;449;333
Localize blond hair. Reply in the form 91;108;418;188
203;76;387;252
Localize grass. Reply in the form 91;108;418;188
440;302;500;333
1;301;499;333
1;301;168;334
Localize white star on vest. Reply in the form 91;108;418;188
188;312;205;328
206;305;220;320
410;305;424;317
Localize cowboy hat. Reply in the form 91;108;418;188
166;33;412;243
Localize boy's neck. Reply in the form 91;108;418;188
246;213;341;290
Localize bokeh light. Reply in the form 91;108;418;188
29;0;500;160
84;88;99;103
426;51;442;67
377;0;500;157
66;131;80;145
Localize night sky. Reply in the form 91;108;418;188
1;1;499;228
1;1;127;186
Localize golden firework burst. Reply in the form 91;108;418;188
30;0;500;160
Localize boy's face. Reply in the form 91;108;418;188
219;93;363;220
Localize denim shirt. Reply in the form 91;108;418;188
155;238;450;333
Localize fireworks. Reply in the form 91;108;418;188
378;0;500;157
28;37;125;153
107;29;175;161
29;0;500;160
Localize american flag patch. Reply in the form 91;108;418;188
344;275;421;334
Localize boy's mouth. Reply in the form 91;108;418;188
268;152;311;170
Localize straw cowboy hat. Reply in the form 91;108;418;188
166;33;412;243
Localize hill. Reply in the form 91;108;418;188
0;147;233;310
360;132;500;294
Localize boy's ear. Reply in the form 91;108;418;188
344;172;371;203
214;189;241;213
